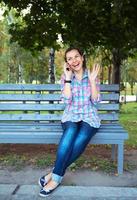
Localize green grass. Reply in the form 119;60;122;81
120;102;137;147
36;154;55;167
0;154;27;170
68;155;133;174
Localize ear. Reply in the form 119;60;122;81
81;55;84;62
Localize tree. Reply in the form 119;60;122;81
1;0;137;84
58;0;137;84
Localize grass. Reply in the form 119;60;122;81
0;154;27;170
69;155;133;174
36;154;55;168
0;152;133;173
119;102;137;147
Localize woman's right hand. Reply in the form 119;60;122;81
63;63;73;80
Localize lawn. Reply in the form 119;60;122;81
120;102;137;147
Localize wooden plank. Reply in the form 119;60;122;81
0;124;125;131
0;103;65;111
0;103;119;111
0;94;60;101
0;84;61;91
0;138;127;144
0;122;125;130
0;84;119;92
0;129;128;136
0;131;128;141
0;124;126;133
98;103;119;110
0;137;128;144
0;93;119;101
101;84;119;91
0;122;122;126
0;127;127;133
0;113;118;121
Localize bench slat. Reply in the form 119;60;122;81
0;103;119;111
0;93;119;101
0;84;119;91
0;122;123;128
0;128;127;133
0;113;118;121
0;131;128;141
0;138;126;144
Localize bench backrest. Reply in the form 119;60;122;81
0;84;119;123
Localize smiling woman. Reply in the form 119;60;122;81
39;47;101;197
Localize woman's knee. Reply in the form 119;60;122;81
61;121;78;132
80;121;98;137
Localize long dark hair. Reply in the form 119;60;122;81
64;47;87;70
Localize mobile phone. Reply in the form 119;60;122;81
66;62;70;71
66;67;70;71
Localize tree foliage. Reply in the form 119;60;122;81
1;0;137;83
1;0;137;50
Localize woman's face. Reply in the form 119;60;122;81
65;49;84;72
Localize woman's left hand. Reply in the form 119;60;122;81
88;64;100;83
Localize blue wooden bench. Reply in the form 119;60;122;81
0;84;128;174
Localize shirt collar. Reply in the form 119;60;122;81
72;68;88;80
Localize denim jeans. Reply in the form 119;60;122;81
52;121;98;183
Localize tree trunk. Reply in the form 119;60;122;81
48;48;55;117
112;48;121;84
100;66;104;84
108;65;112;84
49;48;55;83
131;82;134;95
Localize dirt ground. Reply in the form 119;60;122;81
0;144;137;166
0;144;137;187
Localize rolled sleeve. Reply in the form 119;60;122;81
60;74;72;104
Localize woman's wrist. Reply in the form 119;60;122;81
89;79;96;85
65;75;71;79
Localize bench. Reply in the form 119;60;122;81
0;84;128;174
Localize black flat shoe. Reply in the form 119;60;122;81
39;184;60;197
38;174;50;188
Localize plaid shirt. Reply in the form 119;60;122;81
60;69;101;128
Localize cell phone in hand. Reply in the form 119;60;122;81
66;67;70;71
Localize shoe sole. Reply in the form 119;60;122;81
39;193;49;197
39;183;60;197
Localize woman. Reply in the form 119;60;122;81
39;47;101;197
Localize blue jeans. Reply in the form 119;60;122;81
52;121;98;183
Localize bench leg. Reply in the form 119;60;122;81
111;144;117;161
117;143;124;175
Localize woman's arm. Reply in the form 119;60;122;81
88;64;101;102
63;82;72;98
62;63;72;98
60;63;73;104
90;80;99;101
